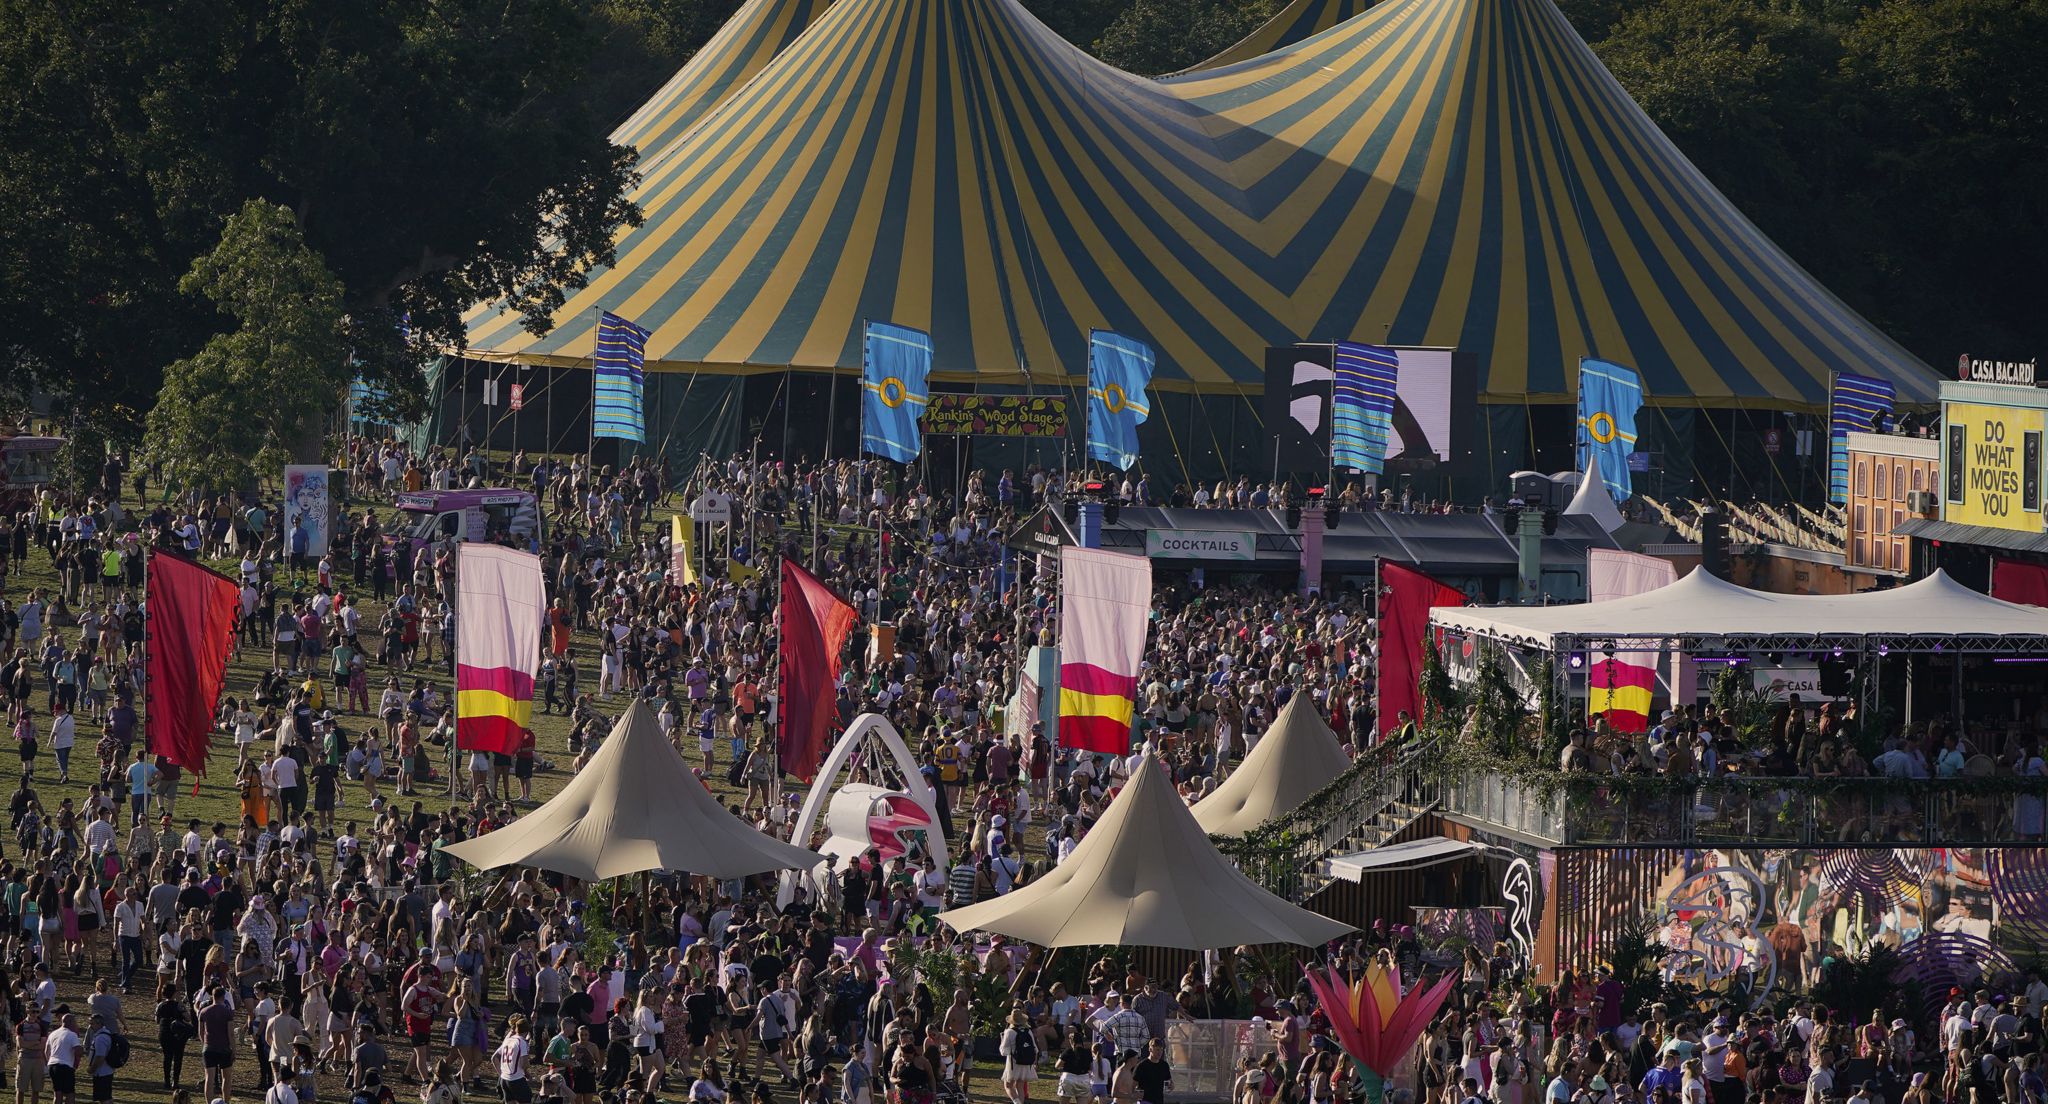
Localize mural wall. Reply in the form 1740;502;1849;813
1556;849;2048;1009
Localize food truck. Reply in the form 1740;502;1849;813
391;488;544;551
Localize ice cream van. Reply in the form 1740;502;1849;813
392;489;544;552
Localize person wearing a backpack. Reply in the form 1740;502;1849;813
1002;1007;1041;1104
86;1011;126;1104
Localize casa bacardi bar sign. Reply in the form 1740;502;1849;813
1958;354;2041;387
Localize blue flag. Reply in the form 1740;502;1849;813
1086;330;1154;471
862;321;933;463
594;311;650;443
1333;342;1399;475
1829;373;1895;505
1577;357;1644;501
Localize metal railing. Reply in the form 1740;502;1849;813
1220;736;1442;901
1438;775;1566;842
1439;774;2048;847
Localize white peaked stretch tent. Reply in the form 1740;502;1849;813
1192;693;1352;837
938;756;1353;949
1432;568;2048;650
1563;455;1625;533
442;702;823;881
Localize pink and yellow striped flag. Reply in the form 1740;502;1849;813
456;545;546;754
1585;549;1676;732
1057;547;1152;754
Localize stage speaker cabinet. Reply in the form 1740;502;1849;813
1513;473;1552;506
1818;654;1853;696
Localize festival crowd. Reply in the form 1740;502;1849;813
0;436;1997;1104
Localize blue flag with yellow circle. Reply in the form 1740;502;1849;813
1086;330;1154;471
861;321;933;463
1577;357;1643;501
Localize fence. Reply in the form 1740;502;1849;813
1439;774;2048;847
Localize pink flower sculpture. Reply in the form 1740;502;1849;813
1302;964;1457;1102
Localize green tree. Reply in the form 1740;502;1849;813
1027;0;1134;54
1595;0;1850;267
1092;0;1280;75
0;0;644;434
146;201;350;492
1839;0;2048;357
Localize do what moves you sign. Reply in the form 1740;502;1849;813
1943;379;2048;534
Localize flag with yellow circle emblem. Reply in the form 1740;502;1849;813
1577;357;1644;502
1086;330;1154;471
861;321;933;463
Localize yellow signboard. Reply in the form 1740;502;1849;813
1945;400;2045;531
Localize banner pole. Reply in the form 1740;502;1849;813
587;309;599;477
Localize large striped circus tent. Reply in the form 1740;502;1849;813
455;0;1939;484
606;0;836;180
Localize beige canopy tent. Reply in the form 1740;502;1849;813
1192;693;1351;837
441;702;823;881
938;755;1352;949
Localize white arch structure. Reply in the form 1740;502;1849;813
778;712;950;907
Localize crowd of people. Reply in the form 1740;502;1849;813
1552;696;2048;840
0;434;2009;1104
0;439;1405;1104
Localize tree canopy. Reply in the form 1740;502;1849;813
147;200;350;491
0;0;643;435
1;0;2041;446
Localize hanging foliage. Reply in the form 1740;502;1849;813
1419;635;1461;727
1468;642;1528;757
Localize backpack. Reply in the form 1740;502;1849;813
101;1029;131;1070
1013;1030;1039;1066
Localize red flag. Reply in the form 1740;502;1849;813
777;558;858;783
145;551;240;776
1994;559;2048;607
1376;562;1467;739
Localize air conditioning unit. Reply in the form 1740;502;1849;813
1905;490;1938;515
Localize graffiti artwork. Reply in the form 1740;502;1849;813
1557;847;2032;1002
1657;865;1778;1008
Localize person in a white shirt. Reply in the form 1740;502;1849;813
48;707;74;782
83;811;115;858
631;992;664;1093
1803;1049;1836;1104
45;1012;82;1100
112;889;147;990
1701;1021;1731;1099
495;1016;533;1102
992;848;1022;895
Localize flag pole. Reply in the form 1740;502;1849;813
771;554;787;784
820;332;849;574
587;308;600;482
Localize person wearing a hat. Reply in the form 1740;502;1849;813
1885;1019;1915;1082
1702;1017;1735;1104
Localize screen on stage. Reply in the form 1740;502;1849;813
1263;344;1462;472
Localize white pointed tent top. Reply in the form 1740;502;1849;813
1563;453;1626;532
1193;692;1352;837
1431;567;2048;647
440;702;823;881
938;755;1353;950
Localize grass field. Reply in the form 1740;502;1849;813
17;476;1022;1104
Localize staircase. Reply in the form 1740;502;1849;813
1326;787;1438;856
1224;736;1443;903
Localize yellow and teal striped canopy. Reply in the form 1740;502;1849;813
605;0;836;175
1188;0;1375;71
463;0;1938;408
